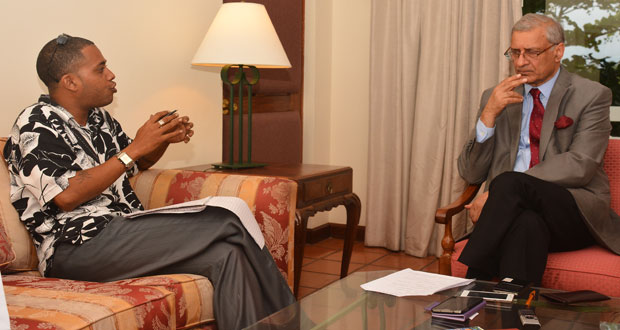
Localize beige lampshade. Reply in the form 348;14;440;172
192;2;291;68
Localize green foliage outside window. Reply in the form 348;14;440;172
524;0;620;135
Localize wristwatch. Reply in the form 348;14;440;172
116;152;135;169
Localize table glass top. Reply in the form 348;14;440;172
246;270;620;330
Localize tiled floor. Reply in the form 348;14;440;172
299;237;439;298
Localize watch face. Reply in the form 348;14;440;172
118;152;134;167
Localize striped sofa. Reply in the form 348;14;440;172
0;138;297;329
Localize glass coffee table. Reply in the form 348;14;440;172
246;270;620;329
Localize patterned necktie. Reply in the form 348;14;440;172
529;88;544;168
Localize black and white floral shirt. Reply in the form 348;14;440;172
3;95;144;275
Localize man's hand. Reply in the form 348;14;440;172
465;191;489;224
54;110;195;211
128;111;193;159
479;74;528;128
165;116;194;144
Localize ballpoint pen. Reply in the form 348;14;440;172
158;109;177;121
157;109;178;126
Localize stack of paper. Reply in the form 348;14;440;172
126;197;214;217
360;268;474;297
126;196;265;248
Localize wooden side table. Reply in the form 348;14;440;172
182;163;361;297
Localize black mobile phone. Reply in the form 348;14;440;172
460;289;514;302
494;277;530;293
431;296;484;314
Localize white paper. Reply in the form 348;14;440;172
204;196;265;249
126;197;215;217
0;273;10;329
126;196;265;248
360;268;474;297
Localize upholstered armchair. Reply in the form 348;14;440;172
435;139;620;297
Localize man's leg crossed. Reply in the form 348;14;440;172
50;206;295;329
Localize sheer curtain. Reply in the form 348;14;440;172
365;0;522;256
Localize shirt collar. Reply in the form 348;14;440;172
39;94;99;129
524;67;561;100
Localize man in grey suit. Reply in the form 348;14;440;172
457;13;620;284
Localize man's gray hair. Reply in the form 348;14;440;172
513;13;565;44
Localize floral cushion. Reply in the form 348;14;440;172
130;170;297;288
5;275;176;329
112;274;214;329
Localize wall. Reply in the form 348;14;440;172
304;0;371;228
0;0;223;169
0;0;372;228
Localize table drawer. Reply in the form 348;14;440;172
300;171;352;205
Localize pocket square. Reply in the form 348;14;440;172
554;115;574;129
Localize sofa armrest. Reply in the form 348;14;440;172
129;169;297;289
434;184;480;276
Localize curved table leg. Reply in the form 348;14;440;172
341;193;361;278
294;211;309;298
293;193;362;298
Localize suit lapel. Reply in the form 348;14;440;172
540;69;570;160
508;85;524;167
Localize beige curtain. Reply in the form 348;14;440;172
365;0;522;256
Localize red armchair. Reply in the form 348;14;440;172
436;139;620;297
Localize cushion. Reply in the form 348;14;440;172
603;138;620;214
4;275;176;329
451;239;620;297
113;274;214;329
0;138;38;273
0;163;16;270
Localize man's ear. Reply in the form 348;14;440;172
59;73;81;92
554;43;565;63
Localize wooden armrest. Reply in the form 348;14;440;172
435;183;481;275
435;184;481;224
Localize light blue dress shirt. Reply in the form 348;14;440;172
475;69;561;172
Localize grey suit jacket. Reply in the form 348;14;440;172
458;68;620;254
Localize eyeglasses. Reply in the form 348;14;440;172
504;43;557;61
47;33;71;82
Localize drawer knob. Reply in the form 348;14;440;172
326;182;333;194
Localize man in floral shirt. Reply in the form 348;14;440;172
4;34;294;330
6;93;143;275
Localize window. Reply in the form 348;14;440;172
524;1;620;135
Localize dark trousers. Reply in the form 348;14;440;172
49;206;296;330
458;172;595;284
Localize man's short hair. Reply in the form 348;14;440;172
36;34;94;88
513;13;565;45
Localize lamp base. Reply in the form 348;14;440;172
212;162;267;170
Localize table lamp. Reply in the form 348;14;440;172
192;1;291;169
